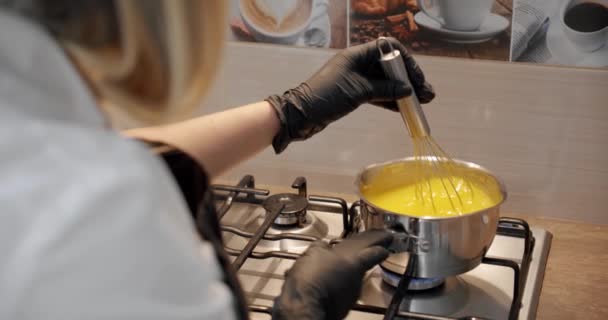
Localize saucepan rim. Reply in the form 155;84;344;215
354;157;508;221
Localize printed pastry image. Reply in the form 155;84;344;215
351;0;415;16
350;0;514;61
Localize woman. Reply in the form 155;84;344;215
0;1;434;320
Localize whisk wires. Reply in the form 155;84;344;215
411;136;474;215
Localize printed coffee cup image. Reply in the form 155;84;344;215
560;0;608;52
416;0;495;31
239;0;328;44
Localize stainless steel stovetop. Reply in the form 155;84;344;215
212;176;553;320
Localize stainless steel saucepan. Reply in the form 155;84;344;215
355;157;507;278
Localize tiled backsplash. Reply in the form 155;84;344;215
200;42;608;224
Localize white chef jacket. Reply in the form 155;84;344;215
0;10;236;320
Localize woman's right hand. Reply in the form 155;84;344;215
267;37;435;153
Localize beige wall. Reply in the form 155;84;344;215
201;42;608;224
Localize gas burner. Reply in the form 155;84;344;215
380;266;445;290
263;176;310;227
220;177;330;254
359;271;469;316
239;210;329;253
264;193;308;227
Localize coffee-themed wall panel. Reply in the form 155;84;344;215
230;0;607;68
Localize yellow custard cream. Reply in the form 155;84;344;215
362;173;503;218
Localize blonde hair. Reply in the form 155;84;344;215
61;0;228;128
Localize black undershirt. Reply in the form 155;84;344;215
145;141;249;320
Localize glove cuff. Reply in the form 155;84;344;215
266;85;328;154
265;94;292;154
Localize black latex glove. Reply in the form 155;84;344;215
267;37;435;153
272;230;394;320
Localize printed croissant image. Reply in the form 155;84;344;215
352;0;417;16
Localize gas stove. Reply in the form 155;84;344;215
211;175;553;320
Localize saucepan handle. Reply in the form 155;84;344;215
385;225;412;253
358;201;411;253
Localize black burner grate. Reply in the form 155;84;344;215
211;176;535;320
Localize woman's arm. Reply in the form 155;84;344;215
125;101;280;178
127;38;435;181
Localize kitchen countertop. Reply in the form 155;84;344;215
216;182;608;320
509;214;608;320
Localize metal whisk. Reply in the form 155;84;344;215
376;37;472;215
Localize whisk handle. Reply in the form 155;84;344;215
377;37;431;138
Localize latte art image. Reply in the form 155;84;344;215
254;0;300;30
228;0;347;48
241;0;312;33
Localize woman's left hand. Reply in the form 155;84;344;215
267;37;435;153
272;230;394;320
